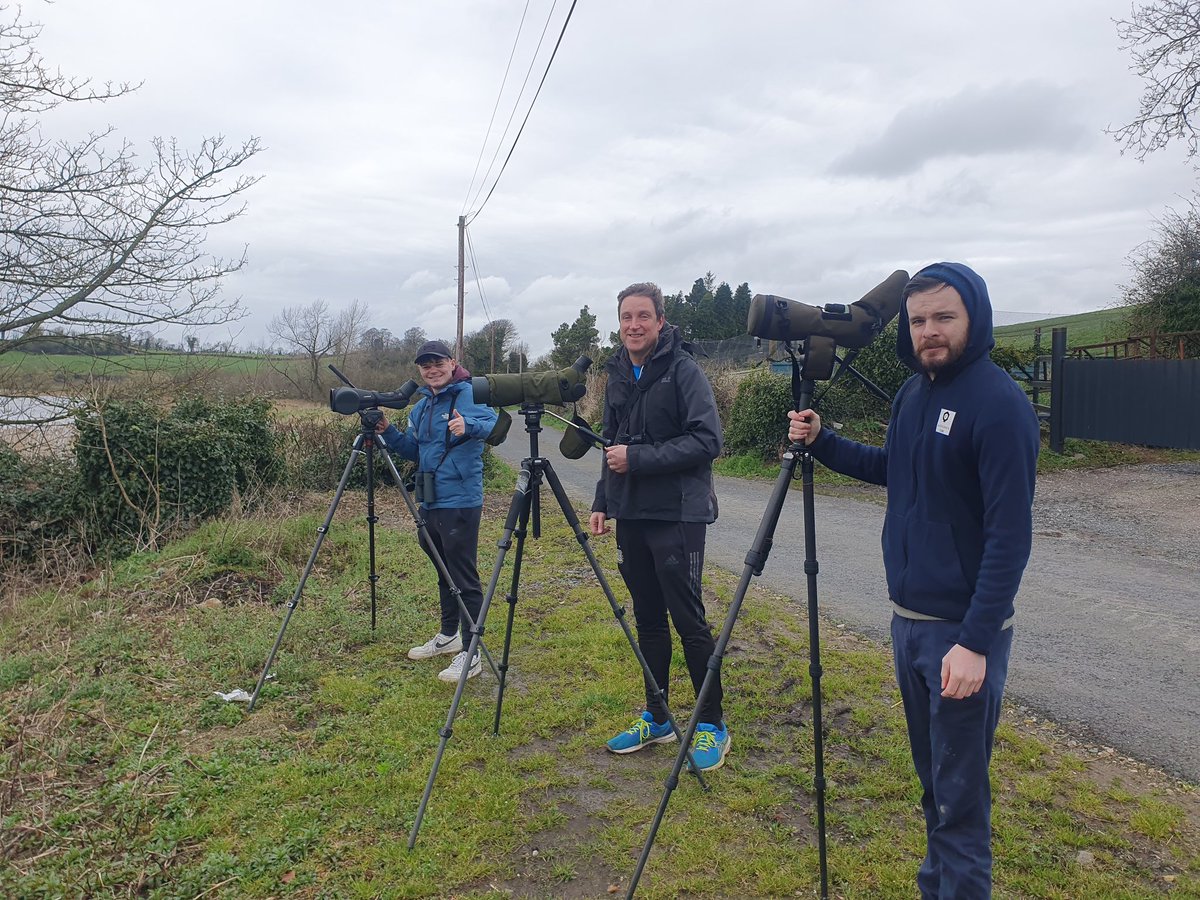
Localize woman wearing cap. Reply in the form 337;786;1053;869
376;340;497;683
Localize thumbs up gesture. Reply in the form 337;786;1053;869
449;410;466;437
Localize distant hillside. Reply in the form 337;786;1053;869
993;307;1129;349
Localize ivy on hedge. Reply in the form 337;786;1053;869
0;445;87;565
2;395;285;564
71;395;283;552
724;369;795;460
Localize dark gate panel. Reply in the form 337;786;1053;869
1056;358;1200;450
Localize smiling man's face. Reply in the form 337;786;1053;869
619;293;664;365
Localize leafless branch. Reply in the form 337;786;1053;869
0;7;264;424
1110;0;1200;159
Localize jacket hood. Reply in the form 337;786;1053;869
896;261;994;378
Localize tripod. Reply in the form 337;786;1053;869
627;361;834;899
247;409;497;711
408;402;711;849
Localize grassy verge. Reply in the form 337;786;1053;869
2;469;1198;898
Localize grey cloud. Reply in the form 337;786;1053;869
830;81;1090;177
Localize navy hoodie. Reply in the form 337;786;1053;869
808;262;1039;655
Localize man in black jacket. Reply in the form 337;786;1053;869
588;282;728;771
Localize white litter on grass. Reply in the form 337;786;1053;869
213;689;253;703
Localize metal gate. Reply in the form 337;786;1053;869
1049;328;1200;452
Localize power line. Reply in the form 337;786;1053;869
460;0;534;217
465;0;579;225
464;225;495;327
465;1;558;217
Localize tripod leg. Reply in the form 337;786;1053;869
538;460;711;791
801;451;829;899
249;434;366;711
626;446;804;899
365;440;378;631
493;495;532;735
375;438;499;679
408;465;535;849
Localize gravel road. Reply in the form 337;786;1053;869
495;434;1200;781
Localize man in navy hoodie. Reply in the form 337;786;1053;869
376;340;497;683
787;263;1039;897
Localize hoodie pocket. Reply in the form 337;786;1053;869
906;519;970;599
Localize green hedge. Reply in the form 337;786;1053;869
724;370;795;459
0;446;88;565
72;394;284;554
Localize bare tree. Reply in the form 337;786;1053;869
268;300;339;400
1111;1;1200;159
332;299;371;368
0;9;262;421
1121;196;1200;334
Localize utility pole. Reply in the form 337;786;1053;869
457;215;466;362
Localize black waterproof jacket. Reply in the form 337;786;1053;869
591;324;722;523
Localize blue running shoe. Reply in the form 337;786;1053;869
606;711;676;754
687;721;730;772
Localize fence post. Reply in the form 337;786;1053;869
1049;327;1066;453
1032;327;1042;407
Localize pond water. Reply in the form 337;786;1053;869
0;396;77;455
0;395;76;425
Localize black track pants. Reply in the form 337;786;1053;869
419;506;484;643
616;518;723;726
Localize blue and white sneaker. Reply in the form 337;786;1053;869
606;711;676;754
687;722;730;772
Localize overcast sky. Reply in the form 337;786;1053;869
29;0;1199;360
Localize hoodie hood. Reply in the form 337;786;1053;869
896;261;995;378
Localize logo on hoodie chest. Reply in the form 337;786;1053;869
935;408;957;436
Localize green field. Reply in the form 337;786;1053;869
994;307;1130;349
0;349;279;379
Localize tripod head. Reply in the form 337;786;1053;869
359;408;385;434
515;403;548;460
754;272;912;419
